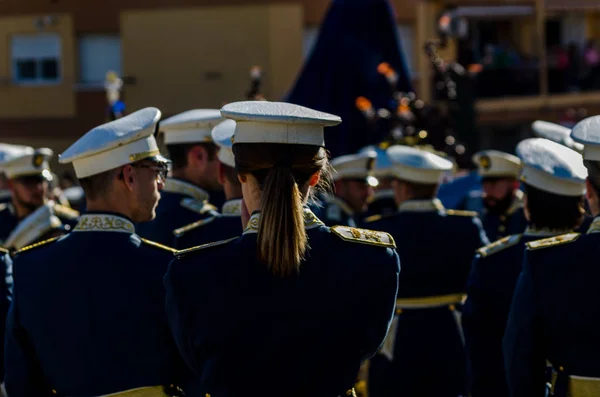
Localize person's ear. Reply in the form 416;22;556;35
121;165;136;192
308;171;321;187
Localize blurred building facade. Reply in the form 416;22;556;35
0;0;598;171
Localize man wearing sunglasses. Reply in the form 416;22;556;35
5;108;191;396
136;109;224;245
0;147;79;248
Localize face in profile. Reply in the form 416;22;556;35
11;174;49;212
481;177;516;214
130;160;168;223
338;179;375;213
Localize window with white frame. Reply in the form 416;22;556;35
11;33;62;85
78;35;122;86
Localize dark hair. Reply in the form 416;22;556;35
167;142;218;170
524;184;584;231
233;143;331;276
585;160;600;197
78;168;119;200
401;180;438;200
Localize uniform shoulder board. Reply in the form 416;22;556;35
446;209;478;217
173;216;218;238
53;204;80;219
477;234;522;258
526;233;581;251
175;236;238;257
15;236;61;255
140;237;177;253
330;226;396;249
180;198;218;215
0;246;9;254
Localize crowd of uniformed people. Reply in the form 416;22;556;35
0;98;597;397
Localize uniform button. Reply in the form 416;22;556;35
449;304;456;311
500;215;506;221
52;390;57;395
395;308;403;315
206;394;211;397
559;366;564;371
499;226;506;233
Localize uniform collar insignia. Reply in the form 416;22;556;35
163;178;209;201
222;199;242;216
243;207;325;235
326;195;355;216
587;217;600;234
399;198;445;213
524;227;572;237
73;213;135;234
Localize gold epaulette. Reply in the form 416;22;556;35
173;216;218;237
53;203;80;219
446;209;478;217
175;236;238;257
15;236;61;255
363;214;383;223
180;198;218;215
330;226;396;249
527;233;581;250
477;234;522;258
140;237;177;253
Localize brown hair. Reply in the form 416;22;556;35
78;168;119;200
167;142;218;170
233;143;331;276
399;180;438;200
524;184;584;230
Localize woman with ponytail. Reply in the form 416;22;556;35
164;101;400;397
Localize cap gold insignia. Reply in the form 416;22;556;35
479;155;491;170
32;154;44;168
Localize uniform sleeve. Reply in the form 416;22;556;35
503;251;546;397
0;253;13;383
463;255;508;397
363;248;400;361
472;216;491;247
4;279;51;396
164;258;203;375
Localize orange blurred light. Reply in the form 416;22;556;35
356;96;373;111
377;62;391;75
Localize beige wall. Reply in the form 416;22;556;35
0;14;75;118
121;4;303;115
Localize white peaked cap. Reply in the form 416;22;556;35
0;147;53;179
59;107;166;178
571;115;600;161
387;145;453;184
517;138;586;196
531;120;583;153
472;150;521;178
160;109;224;145
0;144;34;163
221;101;341;146
212;119;236;168
4;203;62;250
331;151;377;181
